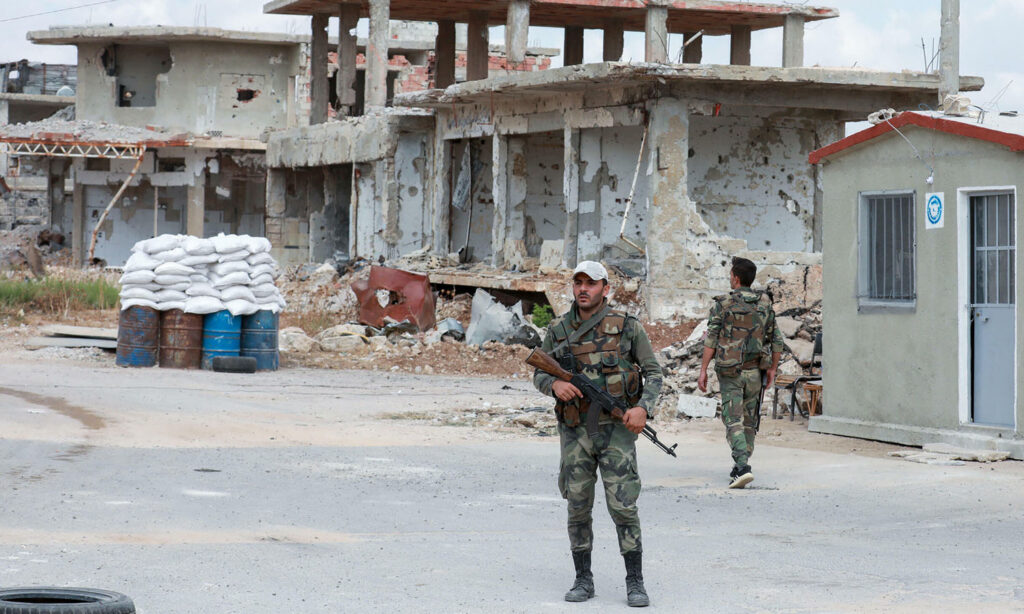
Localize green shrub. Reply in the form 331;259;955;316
0;277;120;313
532;304;554;328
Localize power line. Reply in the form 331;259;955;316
0;0;119;24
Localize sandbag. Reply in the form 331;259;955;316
217;249;250;263
251;264;277;279
154;274;191;286
123;251;162;272
119;270;156;285
250;273;275;286
249;237;272;254
138;234;180;254
120;287;158;301
212;271;250;288
212;260;251;276
246;252;275;266
121;298;160;310
251;283;277;298
182;235;215;256
212;234;249;253
151;247;187;262
186;283;220;298
225;299;260;316
154;289;188;302
154;261;196;276
184;295;226;315
160;300;187;312
221;286;256;303
180;253;219;267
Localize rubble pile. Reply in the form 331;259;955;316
382;404;557;436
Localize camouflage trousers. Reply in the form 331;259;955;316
558;421;642;555
719;369;762;468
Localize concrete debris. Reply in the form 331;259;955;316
921;443;1011;463
279;327;321;353
889;451;967;466
0;118;182;144
436;318;465;342
676;394;717;419
538;240;563;274
464;289;540;348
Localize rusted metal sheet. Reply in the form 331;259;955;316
351;266;437;330
116;306;159;367
159;309;203;369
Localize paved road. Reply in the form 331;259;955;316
1;359;1023;613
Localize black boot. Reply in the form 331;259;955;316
623;551;649;607
564;550;595;602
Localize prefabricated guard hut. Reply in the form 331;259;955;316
810;110;1023;459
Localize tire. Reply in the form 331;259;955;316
211;355;258;373
0;587;135;614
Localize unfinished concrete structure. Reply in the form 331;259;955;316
263;0;982;319
0;27;305;265
0;61;76;229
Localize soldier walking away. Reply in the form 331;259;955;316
697;257;782;489
533;261;663;607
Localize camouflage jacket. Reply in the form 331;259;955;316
533;302;663;423
704;286;784;377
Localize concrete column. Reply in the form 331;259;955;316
47;158;68;231
782;14;805;67
0;100;9;178
603;21;624;62
646;97;691;320
939;0;960;105
645;5;668;63
564;27;585;66
506;0;530;66
491;133;508;267
187;166;206;237
366;0;390;109
72;175;84;267
337;3;360;115
265;168;287;260
683;32;702;64
467;12;490;81
435;20;456;88
431;128;452;255
310;13;330;124
730;25;752;66
562;126;580;268
507;137;527;241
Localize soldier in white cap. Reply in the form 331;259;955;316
533;260;663;607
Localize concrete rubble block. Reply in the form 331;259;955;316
785;338;815;366
316;324;369;341
503;239;528;271
922;443;1011;462
686;320;708;343
320;334;369;353
775;316;802;339
538;240;564;274
464;289;540;348
676;394;717;419
896;452;967;466
279;327;321;353
777;358;803;376
309;262;339;288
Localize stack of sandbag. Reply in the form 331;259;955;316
118;233;287;316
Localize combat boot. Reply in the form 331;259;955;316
729;464;753;489
564;550;595;602
623;551;649;607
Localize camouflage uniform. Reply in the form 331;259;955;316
534;302;663;555
704;287;783;468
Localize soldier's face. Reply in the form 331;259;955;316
573;275;609;310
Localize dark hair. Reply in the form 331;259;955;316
731;257;757;286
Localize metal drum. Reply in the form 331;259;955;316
116;306;159;367
241;310;279;371
159;309;203;369
201;310;241;370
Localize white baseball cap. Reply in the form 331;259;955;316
572;260;608;282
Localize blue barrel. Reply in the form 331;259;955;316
241;310;280;371
116;306;159;367
201;310;241;370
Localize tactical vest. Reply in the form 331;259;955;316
549;310;642;427
713;289;773;378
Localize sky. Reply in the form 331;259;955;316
1;0;1021;116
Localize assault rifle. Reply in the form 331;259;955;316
526;348;678;457
756;370;767;433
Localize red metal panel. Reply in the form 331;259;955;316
351;266;437;331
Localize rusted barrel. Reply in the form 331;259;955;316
159;309;203;369
116;305;159;367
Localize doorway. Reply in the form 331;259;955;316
970;191;1016;427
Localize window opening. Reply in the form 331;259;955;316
859;192;916;305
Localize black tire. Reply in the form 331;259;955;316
0;587;134;614
211;355;258;373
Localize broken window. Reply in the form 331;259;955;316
156;156;185;173
859;192;916;306
219;73;266;109
85;158;110;171
104;44;172;107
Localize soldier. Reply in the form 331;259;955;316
533;261;663;607
697;257;783;489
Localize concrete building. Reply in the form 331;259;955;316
264;0;982;319
0;26;306;265
0;60;76;230
809;109;1023;459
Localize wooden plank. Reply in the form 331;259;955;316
25;337;118;350
39;325;118;340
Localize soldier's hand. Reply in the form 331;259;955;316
697;370;708;393
552;381;584;402
623;407;647;434
766;367;777;389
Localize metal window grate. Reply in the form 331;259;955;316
971;193;1016;305
863;194;915;301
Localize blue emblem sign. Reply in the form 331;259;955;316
925;192;944;229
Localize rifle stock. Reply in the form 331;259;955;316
525;349;573;382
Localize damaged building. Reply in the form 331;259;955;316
0;26;306;265
262;0;982;320
0;59;76;230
